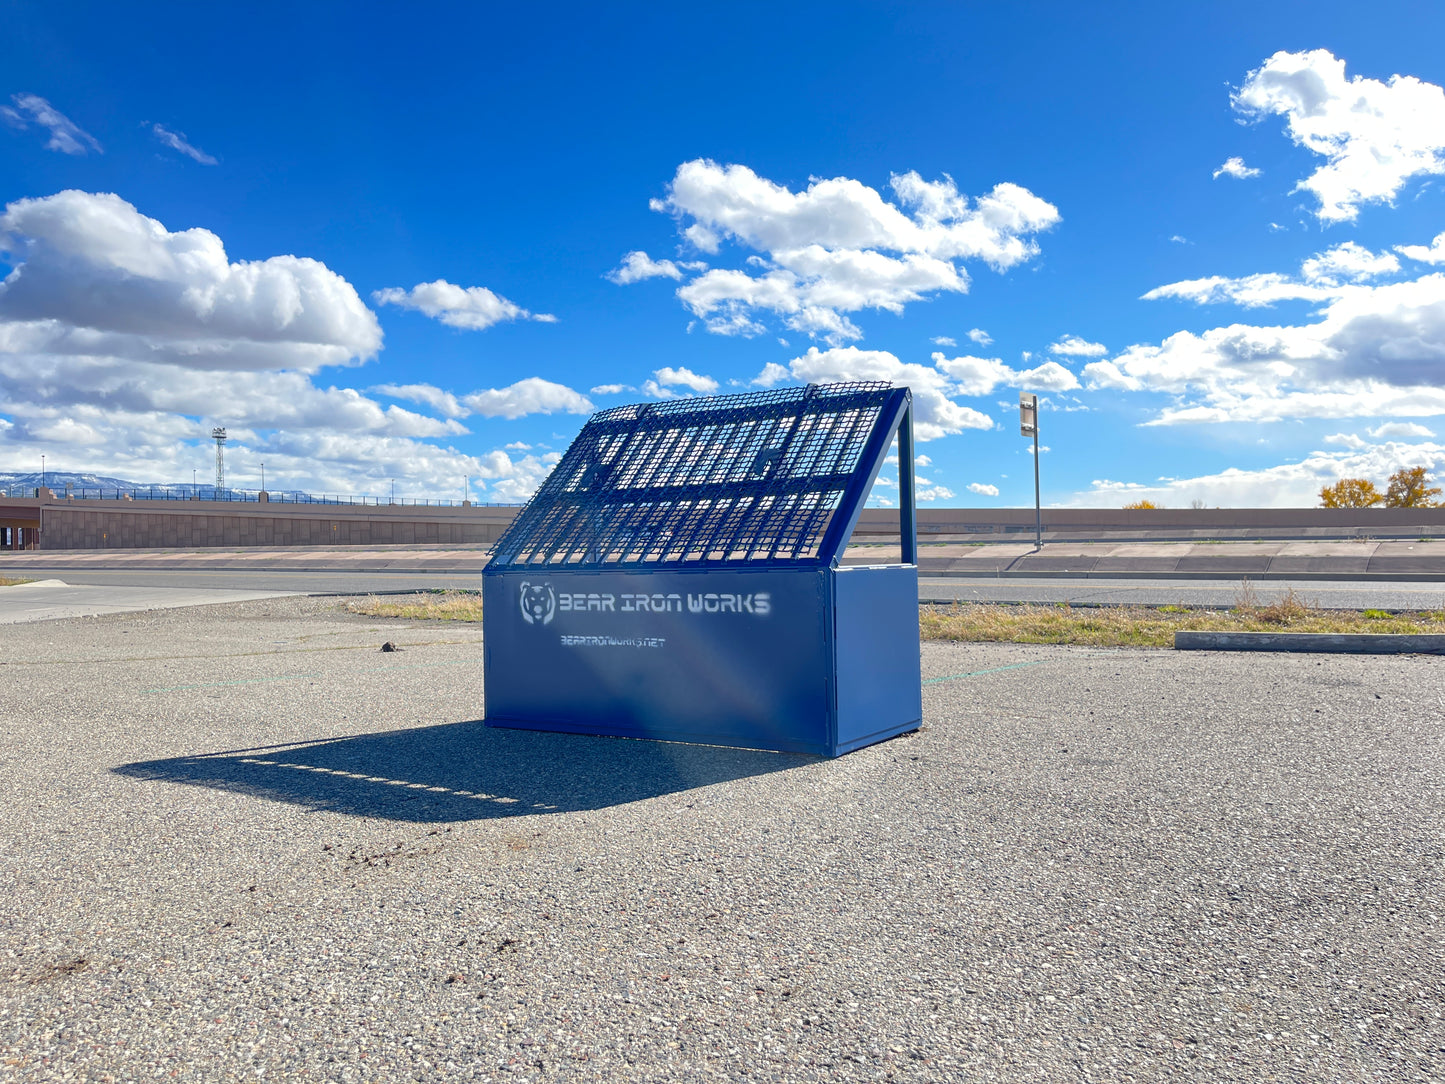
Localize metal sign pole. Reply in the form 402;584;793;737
1033;416;1042;551
1019;393;1041;550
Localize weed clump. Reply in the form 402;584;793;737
348;591;485;622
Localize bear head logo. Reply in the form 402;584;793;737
518;582;556;626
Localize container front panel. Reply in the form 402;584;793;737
483;569;831;754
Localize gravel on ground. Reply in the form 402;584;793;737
1;595;1441;1082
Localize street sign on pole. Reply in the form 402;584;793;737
1019;393;1037;437
1020;393;1041;550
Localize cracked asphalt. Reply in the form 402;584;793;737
1;595;1442;1081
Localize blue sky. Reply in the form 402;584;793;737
3;1;1445;506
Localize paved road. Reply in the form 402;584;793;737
1;566;469;595
6;565;1445;611
0;577;300;625
2;595;1439;1081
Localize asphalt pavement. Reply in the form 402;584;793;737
4;566;1445;618
1;595;1440;1081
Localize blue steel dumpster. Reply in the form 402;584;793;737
482;381;922;757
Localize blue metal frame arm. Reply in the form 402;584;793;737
818;387;914;568
897;402;917;565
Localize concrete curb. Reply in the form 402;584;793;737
1174;631;1445;654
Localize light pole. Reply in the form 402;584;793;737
40;454;45;491
193;468;197;496
261;462;266;493
1019;392;1042;551
212;427;227;494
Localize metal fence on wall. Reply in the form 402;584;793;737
0;485;522;507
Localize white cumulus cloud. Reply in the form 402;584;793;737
0;190;382;372
650;366;718;394
1398;232;1445;265
1233;49;1445;223
642;159;1058;344
0;189;576;497
461;378;592;419
1143;242;1403;308
606;250;688;284
1301;241;1401;284
932;352;1080;395
372;383;467;418
967;328;993;345
762;346;993;440
373;279;556;330
1212;157;1260;180
1048;335;1107;357
473;449;563;503
967;482;1000;496
1088;267;1445;425
1368;421;1435;439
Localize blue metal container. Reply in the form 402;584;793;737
482;382;921;757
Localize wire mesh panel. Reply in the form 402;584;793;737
489;382;898;569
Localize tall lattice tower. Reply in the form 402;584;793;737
212;427;227;493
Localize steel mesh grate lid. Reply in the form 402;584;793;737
489;382;898;568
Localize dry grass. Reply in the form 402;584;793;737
0;575;32;587
349;587;1445;648
347;591;485;622
922;587;1445;648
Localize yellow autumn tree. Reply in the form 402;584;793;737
1384;466;1444;507
1123;499;1159;509
1319;478;1383;508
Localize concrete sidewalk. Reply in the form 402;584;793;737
4;538;1443;579
0;578;300;624
0;543;495;573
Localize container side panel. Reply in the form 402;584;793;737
484;569;830;755
831;566;922;754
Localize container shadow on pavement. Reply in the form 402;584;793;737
113;721;811;823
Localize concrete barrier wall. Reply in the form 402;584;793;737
5;494;1445;551
0;496;519;551
854;506;1445;536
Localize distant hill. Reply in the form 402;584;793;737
1;470;154;492
0;472;467;504
0;471;297;499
